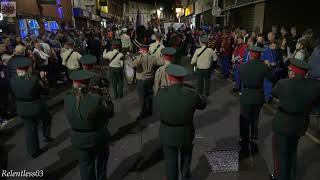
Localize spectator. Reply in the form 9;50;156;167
87;32;102;65
262;41;280;103
272;25;280;40
0;48;10;126
287;26;300;53
267;32;276;45
220;26;234;78
240;28;249;43
232;36;248;92
7;45;26;79
120;28;132;55
278;38;292;78
243;37;257;63
33;41;49;72
256;33;265;48
280;26;289;40
15;36;25;47
292;38;308;62
308;38;320;80
302;29;316;54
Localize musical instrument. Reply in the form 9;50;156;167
123;54;138;85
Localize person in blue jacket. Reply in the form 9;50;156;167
261;41;280;103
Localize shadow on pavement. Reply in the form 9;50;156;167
195;99;238;129
297;144;320;179
109;139;163;180
34;146;78;180
42;129;71;151
191;155;211;180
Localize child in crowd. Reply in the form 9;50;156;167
292;38;308;62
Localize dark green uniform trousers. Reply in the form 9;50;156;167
137;79;153;118
272;134;298;180
75;146;109;180
22;116;51;157
239;104;262;146
109;67;124;99
196;69;211;96
163;145;193;180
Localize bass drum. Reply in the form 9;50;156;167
123;55;137;85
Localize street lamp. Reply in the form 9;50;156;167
160;7;163;11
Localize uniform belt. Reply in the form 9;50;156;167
72;128;98;133
161;121;191;127
278;107;305;116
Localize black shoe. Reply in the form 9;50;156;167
250;135;258;141
239;148;250;160
269;174;277;180
31;149;45;159
250;141;259;155
231;87;239;93
238;138;244;145
44;137;54;143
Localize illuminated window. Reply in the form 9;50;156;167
101;6;108;13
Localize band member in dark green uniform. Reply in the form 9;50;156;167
155;64;207;180
80;54;110;92
103;40;124;99
239;46;275;156
129;44;164;120
64;70;114;180
270;59;320;180
10;57;52;158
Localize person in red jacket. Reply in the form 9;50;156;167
220;27;234;78
232;36;248;92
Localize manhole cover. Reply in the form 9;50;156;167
206;150;239;173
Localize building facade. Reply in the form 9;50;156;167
223;0;320;33
126;1;156;27
12;0;72;36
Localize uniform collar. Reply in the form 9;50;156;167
249;59;261;63
293;74;306;80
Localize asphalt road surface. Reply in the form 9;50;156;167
3;65;320;180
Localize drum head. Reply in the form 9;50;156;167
123;55;137;85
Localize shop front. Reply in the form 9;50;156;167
89;14;100;28
18;18;40;39
73;8;90;29
44;20;59;33
183;3;195;28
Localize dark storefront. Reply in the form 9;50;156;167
264;0;320;34
229;5;255;32
73;8;89;29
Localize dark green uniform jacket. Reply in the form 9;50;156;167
239;60;275;104
89;67;109;88
272;75;320;136
156;84;206;147
10;75;48;117
64;90;113;149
